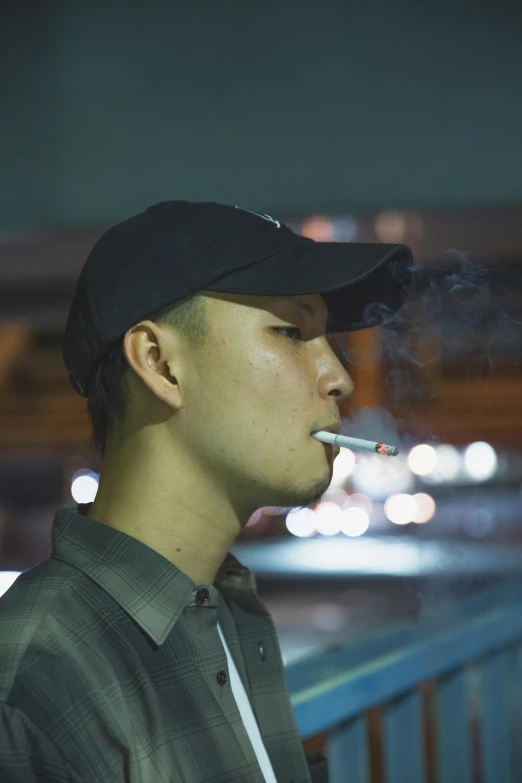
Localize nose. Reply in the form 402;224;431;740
324;364;354;404
336;370;354;402
321;336;354;401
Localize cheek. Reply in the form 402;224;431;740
200;338;314;418
244;352;315;415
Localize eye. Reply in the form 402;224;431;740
275;327;302;341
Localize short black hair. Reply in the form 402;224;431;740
86;293;210;459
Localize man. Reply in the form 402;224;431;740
0;201;413;782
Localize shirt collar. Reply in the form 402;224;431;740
50;504;257;646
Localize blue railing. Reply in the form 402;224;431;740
287;580;522;783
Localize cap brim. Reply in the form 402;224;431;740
206;241;414;332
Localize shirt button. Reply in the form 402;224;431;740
195;588;209;606
217;670;227;686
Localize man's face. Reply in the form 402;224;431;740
170;291;354;519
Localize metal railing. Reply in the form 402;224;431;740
287;580;522;783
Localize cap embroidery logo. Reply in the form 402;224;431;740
234;205;281;228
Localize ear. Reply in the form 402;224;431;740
122;322;184;410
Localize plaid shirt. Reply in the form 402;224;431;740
0;504;318;782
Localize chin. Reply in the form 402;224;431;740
279;479;331;511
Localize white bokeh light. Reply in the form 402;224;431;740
463;442;498;482
343;493;373;516
314;502;344;536
70;470;99;504
285;508;317;538
408;444;438;476
330;448;356;488
384;494;418;525
421;444;463;485
340;507;370;537
322;488;350;507
434;445;462;481
412;493;436;524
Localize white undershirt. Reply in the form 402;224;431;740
216;620;277;783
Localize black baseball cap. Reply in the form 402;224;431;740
62;200;414;398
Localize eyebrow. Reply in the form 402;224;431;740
265;295;329;321
288;297;320;318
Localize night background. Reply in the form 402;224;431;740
1;2;522;780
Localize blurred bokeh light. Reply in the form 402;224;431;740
384;494;418;525
408;444;438;476
330;448;356;488
412;493;436;524
463;441;498;482
340;507;370;537
70;470;99;504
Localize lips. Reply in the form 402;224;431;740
311;422;342;436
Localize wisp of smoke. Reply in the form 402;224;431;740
331;250;522;405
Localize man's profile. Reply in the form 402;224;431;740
0;201;413;782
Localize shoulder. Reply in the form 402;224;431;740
0;702;80;782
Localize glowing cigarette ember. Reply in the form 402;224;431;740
312;431;399;457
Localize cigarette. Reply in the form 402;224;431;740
312;431;399;457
